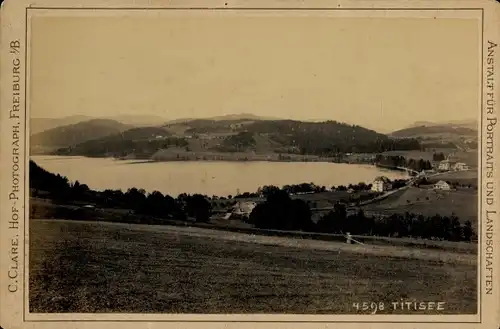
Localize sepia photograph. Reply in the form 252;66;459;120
1;0;499;327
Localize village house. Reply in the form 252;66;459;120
453;162;469;171
438;159;454;171
434;180;451;190
371;176;391;192
229;201;257;219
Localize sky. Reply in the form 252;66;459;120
30;12;480;132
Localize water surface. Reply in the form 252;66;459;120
31;156;408;197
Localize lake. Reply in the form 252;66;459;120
30;156;409;197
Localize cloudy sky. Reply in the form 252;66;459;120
30;12;480;132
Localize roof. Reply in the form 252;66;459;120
373;176;390;183
435;180;449;185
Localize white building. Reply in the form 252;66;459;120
438;160;452;171
453;162;469;171
371;176;391;192
434;180;451;190
232;201;257;217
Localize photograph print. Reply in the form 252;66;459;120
26;6;481;317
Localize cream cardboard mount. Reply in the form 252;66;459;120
0;0;499;328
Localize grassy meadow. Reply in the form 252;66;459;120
361;187;478;229
29;219;477;314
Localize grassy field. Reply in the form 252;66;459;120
428;170;478;187
30;219;477;314
229;191;375;209
362;187;478;229
31;197;477;254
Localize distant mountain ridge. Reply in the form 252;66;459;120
31;115;167;135
31;113;284;135
31;115;93;135
165;113;285;125
390;125;477;138
404;119;478;131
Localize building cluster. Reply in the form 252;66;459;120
222;201;258;220
371;176;392;192
437;159;469;171
433;180;451;190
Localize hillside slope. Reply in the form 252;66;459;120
361;187;477;228
391;125;477;138
54;126;186;158
407;120;477;131
30;119;131;151
390;124;478;151
31;119;133;151
31;115;92;135
167;119;422;154
52;118;423;159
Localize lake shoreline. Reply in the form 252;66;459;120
34;149;376;165
30;155;411;197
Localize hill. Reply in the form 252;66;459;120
54;126;187;158
51;118;423;159
361;186;477;229
164;113;284;125
30;119;133;153
166;119;421;155
391;125;477;138
31;115;92;135
390;124;478;151
107;115;167;127
406;119;477;131
241;120;420;154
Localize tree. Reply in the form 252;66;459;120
144;191;168;217
462;221;474;241
185;194;212;222
250;190;313;231
450;214;462;241
125;188;147;212
257;185;281;198
316;211;336;233
433;152;445;161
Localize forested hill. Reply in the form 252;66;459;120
31;119;133;149
54;126;187;158
227;120;421;154
50;118;422;158
390;125;477;138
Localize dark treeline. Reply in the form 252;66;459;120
432;152;446;162
259;183;328;196
54;127;188;158
316;209;475;241
375;154;432;172
30;161;211;222
56;137;188;158
249;189;475;242
239;181;379;199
